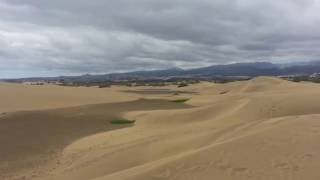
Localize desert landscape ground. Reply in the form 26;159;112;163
1;77;320;180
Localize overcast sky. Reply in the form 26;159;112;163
1;0;320;78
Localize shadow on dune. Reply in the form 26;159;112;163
0;98;193;177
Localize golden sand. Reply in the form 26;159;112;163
1;77;320;180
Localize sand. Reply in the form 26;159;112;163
1;77;320;180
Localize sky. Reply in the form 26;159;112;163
1;0;320;78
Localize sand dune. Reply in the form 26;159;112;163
0;83;140;112
0;99;191;179
2;77;320;180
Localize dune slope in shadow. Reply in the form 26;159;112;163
0;99;192;179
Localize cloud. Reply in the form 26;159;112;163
1;0;320;77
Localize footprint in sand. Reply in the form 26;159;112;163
232;167;248;172
153;169;172;179
273;162;300;172
300;153;314;160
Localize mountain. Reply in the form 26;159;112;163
187;62;280;76
4;61;320;83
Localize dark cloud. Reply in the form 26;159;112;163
0;0;320;77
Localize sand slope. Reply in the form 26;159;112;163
0;83;139;112
2;77;320;180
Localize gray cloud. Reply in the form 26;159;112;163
1;0;320;77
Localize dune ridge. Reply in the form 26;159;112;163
2;77;320;180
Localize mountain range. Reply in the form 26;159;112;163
4;61;320;83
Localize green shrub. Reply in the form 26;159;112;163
177;82;188;88
170;98;190;103
110;119;136;124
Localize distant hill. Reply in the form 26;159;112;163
4;61;320;83
187;62;280;76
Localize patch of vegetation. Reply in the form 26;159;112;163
177;82;189;88
110;119;136;124
98;83;111;88
219;90;229;94
170;98;190;103
173;92;180;95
